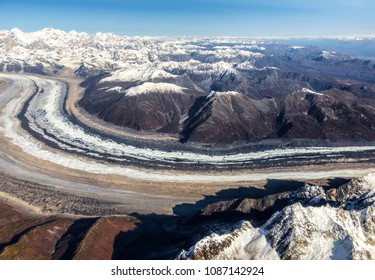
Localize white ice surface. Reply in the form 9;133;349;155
2;74;375;183
125;82;186;96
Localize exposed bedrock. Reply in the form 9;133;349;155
2;174;373;260
2;73;375;176
78;66;375;145
83;91;199;133
177;175;375;260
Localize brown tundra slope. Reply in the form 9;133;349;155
79;68;375;145
0;201;137;260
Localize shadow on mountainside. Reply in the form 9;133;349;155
110;177;350;260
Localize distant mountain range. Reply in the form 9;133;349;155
1;29;375;261
1;28;375;145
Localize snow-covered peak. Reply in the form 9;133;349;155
38;27;65;34
292;184;326;203
336;172;375;207
150;69;177;80
105;86;124;93
177;221;279;260
10;27;23;34
125;82;186;96
322;50;337;59
178;173;375;260
302;88;324;95
263;202;375;259
92;32;126;43
352;172;375;192
1;28;373;85
10;28;35;44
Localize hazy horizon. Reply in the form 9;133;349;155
1;0;374;37
4;26;375;39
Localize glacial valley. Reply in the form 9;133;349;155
0;28;375;260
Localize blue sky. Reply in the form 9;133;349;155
0;0;374;36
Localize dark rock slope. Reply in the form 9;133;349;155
3;176;372;260
78;48;375;145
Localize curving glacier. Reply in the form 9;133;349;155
1;73;375;183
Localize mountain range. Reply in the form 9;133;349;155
1;28;375;145
1;29;375;260
178;174;375;260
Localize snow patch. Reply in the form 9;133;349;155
105;86;124;93
180;179;375;260
150;69;177;79
125;82;186;96
2;74;375;184
302;88;324;95
177;221;279;260
322;50;336;59
291;46;305;49
217;91;241;96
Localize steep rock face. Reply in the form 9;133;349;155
0;199;138;260
281;89;375;140
226;67;335;99
178;174;375;260
177;221;279;260
263;203;375;260
1;174;374;260
255;46;375;83
179;87;375;144
79;84;201;133
2;28;375;144
180;91;278;143
72;217;136;260
0;219;73;260
81;69;375;144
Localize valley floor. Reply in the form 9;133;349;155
0;72;375;216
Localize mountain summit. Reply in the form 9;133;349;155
1;29;375;145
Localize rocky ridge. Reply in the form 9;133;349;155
177;174;375;260
1;173;374;260
2;29;375;144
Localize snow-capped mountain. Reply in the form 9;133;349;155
2;28;375;144
177;174;375;260
0;28;151;72
3;28;373;79
0;28;267;75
